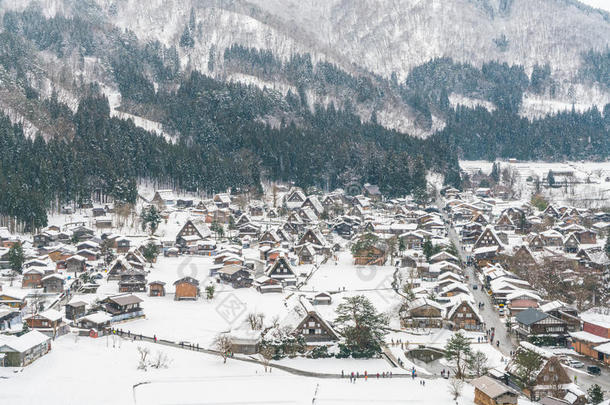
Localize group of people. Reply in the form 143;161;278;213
344;370;393;382
389;338;408;350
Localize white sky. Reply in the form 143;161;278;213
578;0;610;12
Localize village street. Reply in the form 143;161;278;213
437;196;517;357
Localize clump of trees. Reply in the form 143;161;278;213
334;295;388;358
444;332;489;379
140;205;161;235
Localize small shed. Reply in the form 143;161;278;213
148;281;166;297
471;375;519;405
174;277;200;300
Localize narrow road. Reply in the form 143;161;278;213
436;196;516;356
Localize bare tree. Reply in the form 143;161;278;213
150;351;171;369
247;312;265;330
259;345;275;372
448;378;464;401
213;333;233;363
137;346;151;370
467;350;489;377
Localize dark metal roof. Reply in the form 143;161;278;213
516;307;548;326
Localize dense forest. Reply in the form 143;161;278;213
0;79;459;230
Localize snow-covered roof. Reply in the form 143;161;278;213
580;307;610;329
0;330;50;353
569;331;610;344
78;312;112;324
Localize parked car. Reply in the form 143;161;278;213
567;359;584;368
587;365;601;375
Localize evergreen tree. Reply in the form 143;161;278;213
142;242;159;265
547;170;556;187
8;243;25;274
334;295;388;357
140;206;161;235
179;25;194;48
588;384;604;405
444;332;472;379
423;239;434;261
513;349;543;397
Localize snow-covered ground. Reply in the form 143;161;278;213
0;335;530;405
461;160;610;208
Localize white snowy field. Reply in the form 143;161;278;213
460;160;610;208
0;335;525;405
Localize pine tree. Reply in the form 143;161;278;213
142;242;159;265
334;295;388;356
8;243;25;274
179;26;194;48
444;332;472;379
588;384;604;404
547;170;555;187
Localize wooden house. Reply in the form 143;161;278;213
515;308;568;343
400;298;443;328
238;223;261;238
217;265;253;288
353;243;387;266
213;193;231;208
148;281;166;297
297;228;327;252
174;277;200;300
259;229;282;247
294;299;339;344
296;244;316;265
302;196;324;216
65;255;87;274
575;230;596;245
25;309;63;331
75;312;112;332
253;276;283;294
312;292;332;305
151;190;176;208
400;231;425;250
473;227;503;250
42;273;65;293
116;237;131;254
265;256;297;286
0;330;51;367
0;289;27;309
495;214;516;231
471;376;518;405
118;270;147;293
446;298;483;331
22;268;44;289
102;295;144;321
284;188;306;209
65;301;87;320
176;219;211;246
508;343;575;402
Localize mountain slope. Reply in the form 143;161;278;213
2;0;609;133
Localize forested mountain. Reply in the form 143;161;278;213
0;0;608;229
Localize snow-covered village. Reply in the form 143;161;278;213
0;160;608;404
0;0;609;404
